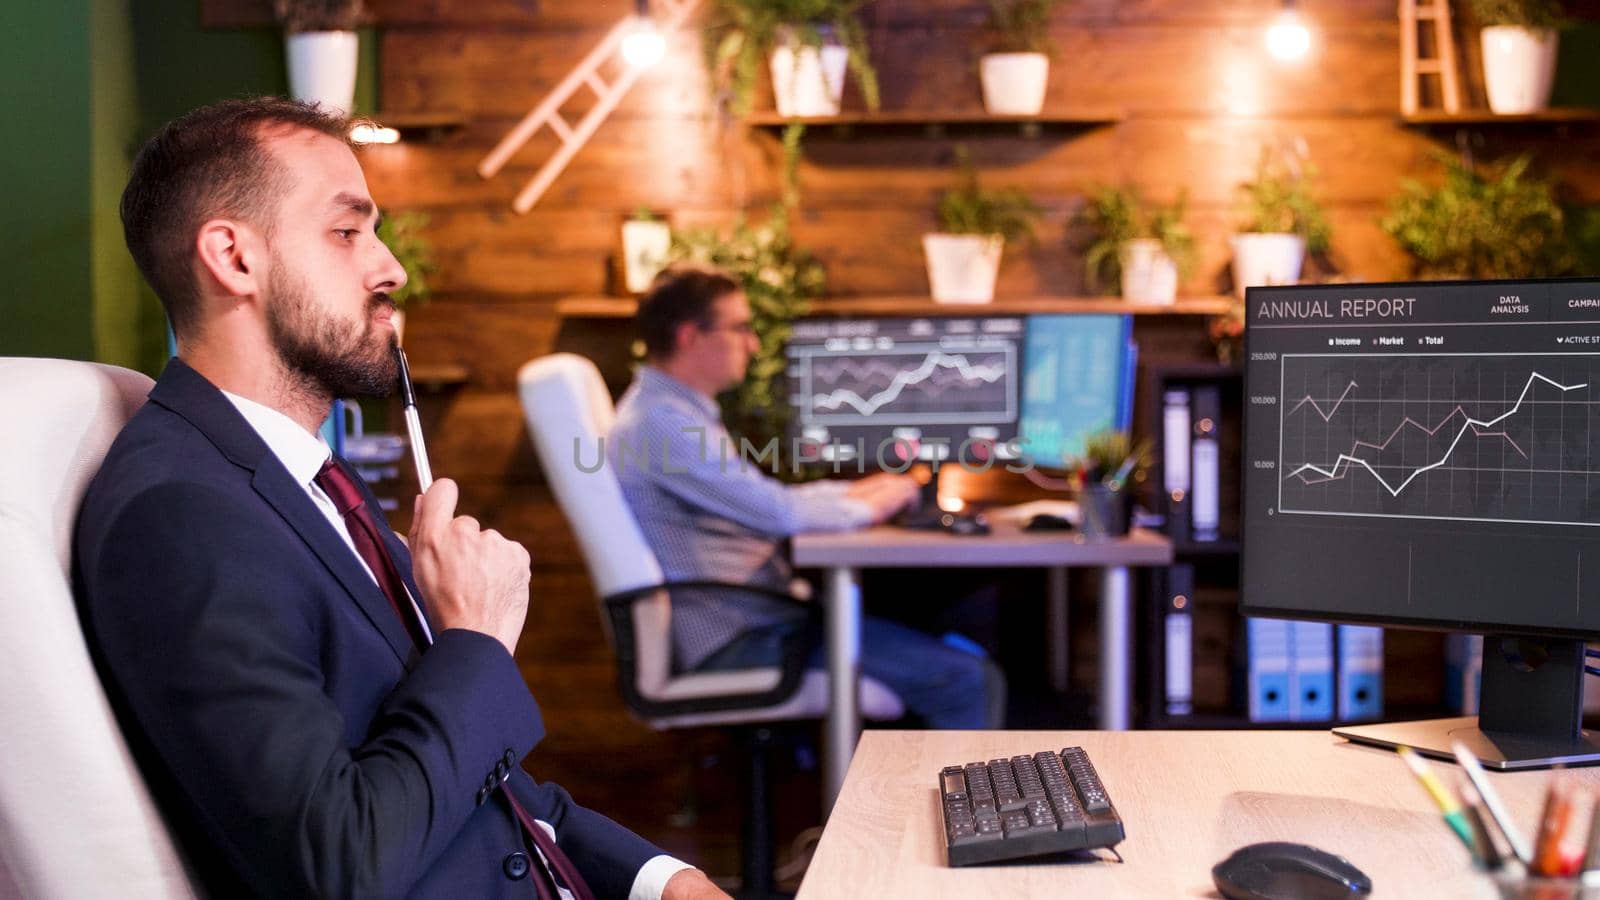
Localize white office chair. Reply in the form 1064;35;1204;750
0;357;196;899
517;353;902;895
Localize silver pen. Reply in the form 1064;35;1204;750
1451;738;1532;864
393;345;433;492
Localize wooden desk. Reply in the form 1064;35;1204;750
792;525;1173;807
801;730;1585;899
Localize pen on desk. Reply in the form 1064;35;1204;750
1397;746;1477;854
1456;778;1503;870
393;345;433;492
1451;739;1533;865
1532;777;1579;877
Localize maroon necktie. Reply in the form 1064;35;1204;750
314;459;430;650
313;459;595;900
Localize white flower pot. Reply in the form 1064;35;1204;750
980;53;1050;115
1481;26;1558;115
1119;239;1178;304
286;30;360;116
769;42;849;117
923;233;1003;304
621;220;672;294
1230;232;1306;299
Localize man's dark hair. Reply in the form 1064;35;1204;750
120;97;353;337
635;265;742;360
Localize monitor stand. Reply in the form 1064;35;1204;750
1333;637;1600;770
895;465;946;529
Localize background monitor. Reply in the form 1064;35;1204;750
1017;314;1135;470
785;315;1026;469
1242;278;1600;768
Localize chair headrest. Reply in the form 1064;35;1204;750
517;354;663;598
0;358;153;573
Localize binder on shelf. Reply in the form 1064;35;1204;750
1336;625;1384;722
1444;633;1484;715
1288;621;1335;722
1119;339;1140;432
1163;564;1195;716
1246;617;1292;722
1190;384;1221;541
1161;387;1192;542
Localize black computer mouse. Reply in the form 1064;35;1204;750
1024;513;1076;532
1212;842;1373;900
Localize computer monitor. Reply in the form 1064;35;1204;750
1242;278;1600;769
1017;314;1136;470
785;315;1027;470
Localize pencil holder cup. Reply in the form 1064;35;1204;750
1491;870;1600;899
1078;484;1130;540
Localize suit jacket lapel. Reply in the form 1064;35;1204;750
149;359;417;667
254;463;418;666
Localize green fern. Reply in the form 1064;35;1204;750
1079;186;1195;294
705;0;879;119
1381;152;1576;279
935;148;1040;244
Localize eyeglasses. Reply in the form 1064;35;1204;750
702;320;756;337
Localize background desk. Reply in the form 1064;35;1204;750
801;730;1585;899
792;525;1173;806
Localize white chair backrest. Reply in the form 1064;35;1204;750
517;355;677;695
0;357;196;898
517;354;663;598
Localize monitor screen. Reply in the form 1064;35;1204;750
1017;314;1135;469
1242;278;1600;767
784;315;1026;468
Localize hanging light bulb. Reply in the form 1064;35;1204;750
621;0;667;69
1265;0;1312;63
349;123;400;144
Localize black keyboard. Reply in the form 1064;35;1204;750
939;747;1125;867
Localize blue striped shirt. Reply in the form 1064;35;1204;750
609;366;872;668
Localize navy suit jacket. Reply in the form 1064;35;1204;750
73;359;662;899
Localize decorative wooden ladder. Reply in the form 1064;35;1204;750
478;0;704;214
1399;0;1462;115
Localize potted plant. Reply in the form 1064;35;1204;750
376;210;435;344
1080;186;1195;304
275;0;366;115
1232;141;1331;299
620;208;673;295
705;0;879;119
1381;152;1576;279
670;206;825;459
1067;429;1151;539
923;151;1041;304
980;0;1060;116
1469;0;1565;114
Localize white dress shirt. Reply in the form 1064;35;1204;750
221;392;691;900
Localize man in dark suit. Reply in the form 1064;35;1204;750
74;97;727;899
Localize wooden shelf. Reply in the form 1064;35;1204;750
557;295;1234;319
745;109;1126;136
368;111;465;140
1401;107;1600;126
404;362;470;389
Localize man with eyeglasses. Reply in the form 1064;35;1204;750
606;265;1003;730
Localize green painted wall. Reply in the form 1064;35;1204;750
91;0;143;369
0;4;94;360
3;0;377;373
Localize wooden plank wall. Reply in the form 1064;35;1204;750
208;0;1600;877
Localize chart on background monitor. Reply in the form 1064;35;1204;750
784;315;1025;460
799;339;1015;425
1276;352;1600;525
